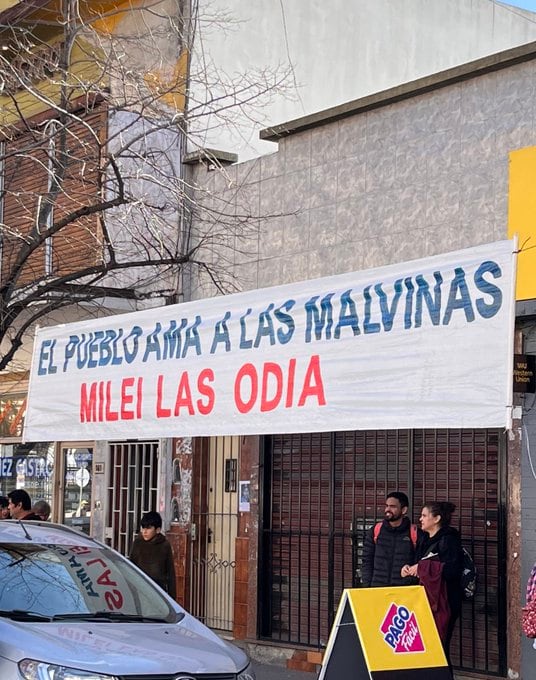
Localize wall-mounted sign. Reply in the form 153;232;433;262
513;354;535;393
319;586;450;679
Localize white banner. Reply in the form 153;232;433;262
24;240;516;441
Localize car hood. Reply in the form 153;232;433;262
0;614;247;675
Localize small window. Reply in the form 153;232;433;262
224;459;237;493
172;459;181;484
171;497;180;523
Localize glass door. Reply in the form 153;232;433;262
60;445;93;535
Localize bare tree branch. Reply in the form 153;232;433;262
0;0;290;371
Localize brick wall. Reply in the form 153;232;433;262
1;104;106;287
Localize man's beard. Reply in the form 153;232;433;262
386;513;402;523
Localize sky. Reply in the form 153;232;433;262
502;0;536;11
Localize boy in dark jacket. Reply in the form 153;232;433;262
129;511;176;599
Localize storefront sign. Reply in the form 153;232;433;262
318;586;450;679
23;240;516;440
513;354;535;393
0;443;54;498
0;457;53;478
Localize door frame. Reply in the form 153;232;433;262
190;436;239;631
55;441;95;530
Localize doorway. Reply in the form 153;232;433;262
260;429;506;676
59;444;93;535
190;436;239;631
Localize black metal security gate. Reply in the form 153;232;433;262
259;429;507;676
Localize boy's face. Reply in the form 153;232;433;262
140;525;160;541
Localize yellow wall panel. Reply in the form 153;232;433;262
144;49;188;113
508;146;536;301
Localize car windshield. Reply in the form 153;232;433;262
0;542;179;623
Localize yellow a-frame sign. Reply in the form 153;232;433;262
319;586;451;679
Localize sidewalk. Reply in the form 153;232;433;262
228;639;318;679
252;660;317;679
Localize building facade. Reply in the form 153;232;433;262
189;0;536;160
181;42;536;679
0;0;187;556
3;3;536;678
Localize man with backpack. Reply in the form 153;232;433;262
361;491;419;587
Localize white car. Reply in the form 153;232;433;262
0;520;255;680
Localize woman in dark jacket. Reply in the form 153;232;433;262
401;501;463;674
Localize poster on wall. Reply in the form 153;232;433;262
239;481;250;512
23;239;516;441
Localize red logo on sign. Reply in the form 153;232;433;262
380;603;425;653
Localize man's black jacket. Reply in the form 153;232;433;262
361;517;417;587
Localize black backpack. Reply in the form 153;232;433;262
460;547;477;600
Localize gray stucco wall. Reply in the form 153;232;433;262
190;57;536;295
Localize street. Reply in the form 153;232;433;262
252;661;317;679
